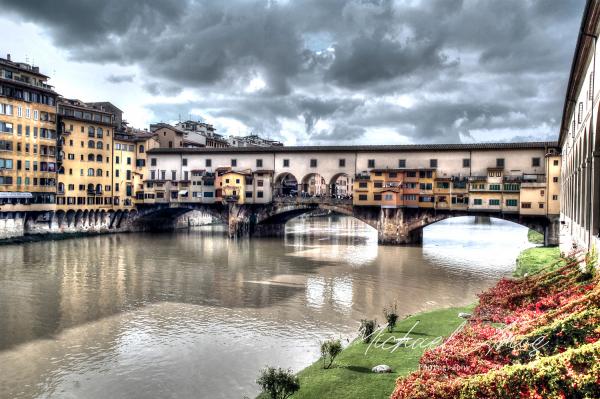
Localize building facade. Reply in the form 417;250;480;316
558;0;600;250
0;54;58;211
144;143;560;217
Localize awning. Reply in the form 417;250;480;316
0;192;33;199
178;190;188;195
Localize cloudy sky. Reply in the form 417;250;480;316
0;0;585;145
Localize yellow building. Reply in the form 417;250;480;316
0;55;58;211
546;153;561;215
217;170;248;204
56;99;115;209
418;169;435;208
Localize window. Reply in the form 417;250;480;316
257;191;264;198
506;199;518;207
310;159;317;167
139;145;145;153
358;182;368;188
553;159;559;166
430;159;438;168
88;168;94;176
521;202;532;209
116;170;120;177
180;158;187;167
553;176;558;182
257;180;264;187
489;184;501;191
115;156;120;164
171;170;176;180
373;194;382;201
283;159;290;167
496;158;504;168
204;192;214;198
489;199;500;206
539;203;544;209
368;159;375;168
384;194;393;201
389;172;397;178
398;159;406;168
339;158;346;167
359;194;368;201
463;158;470;167
552;195;558;200
473;198;483;205
245;191;253;198
578;102;583;123
256;159;263;168
532;157;541;167
374;181;383;188
206;159;212;167
231;159;237;167
88;126;95;138
151;158;157;166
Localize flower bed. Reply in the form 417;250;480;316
391;250;599;399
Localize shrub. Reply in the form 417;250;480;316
579;245;598;281
320;339;343;369
256;366;300;399
359;319;377;343
383;301;399;332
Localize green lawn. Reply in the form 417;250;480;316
527;229;545;245
514;246;564;277
261;305;474;399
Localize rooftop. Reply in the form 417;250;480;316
147;141;559;154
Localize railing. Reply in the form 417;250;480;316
273;196;352;205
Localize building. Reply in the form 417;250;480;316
0;54;58;211
557;0;600;249
228;134;283;147
144;143;560;217
175;120;229;148
56;99;116;209
151;123;185;148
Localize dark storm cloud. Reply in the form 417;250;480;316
0;0;586;144
106;74;135;84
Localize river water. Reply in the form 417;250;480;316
0;215;531;399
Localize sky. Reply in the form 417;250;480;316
0;0;586;145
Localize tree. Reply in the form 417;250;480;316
383;301;399;332
320;339;343;369
256;366;300;399
360;319;377;343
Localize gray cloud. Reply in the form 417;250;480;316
0;0;586;144
106;74;135;84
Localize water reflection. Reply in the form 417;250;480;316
0;215;531;399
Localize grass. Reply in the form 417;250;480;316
527;229;545;245
257;305;474;399
514;246;564;277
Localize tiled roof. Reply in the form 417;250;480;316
148;141;558;154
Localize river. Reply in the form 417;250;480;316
0;215;532;399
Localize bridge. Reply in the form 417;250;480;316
136;141;562;245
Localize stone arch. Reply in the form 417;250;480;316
66;209;76;227
74;210;83;228
82;210;89;228
274;172;299;197
300;173;327;197
55;210;66;229
99;210;107;227
329;172;353;198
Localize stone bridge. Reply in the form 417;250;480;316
135;197;560;246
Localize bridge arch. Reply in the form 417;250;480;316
300;173;327;197
274;172;299;197
329;172;353;198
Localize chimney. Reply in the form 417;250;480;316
6;53;10;61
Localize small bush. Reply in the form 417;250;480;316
359;319;377;343
256;366;300;399
320;339;343;369
383;301;399;332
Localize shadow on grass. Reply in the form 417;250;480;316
345;366;372;373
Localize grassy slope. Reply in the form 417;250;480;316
514;246;564;277
285;306;474;399
527;229;545;245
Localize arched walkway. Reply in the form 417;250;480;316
329;173;352;198
300;173;327;197
274;172;298;197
